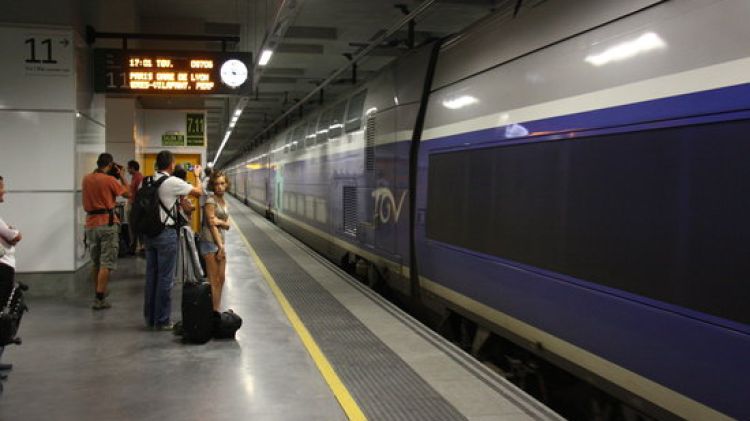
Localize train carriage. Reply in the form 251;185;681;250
228;1;750;419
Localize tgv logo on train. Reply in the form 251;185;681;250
372;187;407;225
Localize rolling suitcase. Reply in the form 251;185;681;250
177;226;213;344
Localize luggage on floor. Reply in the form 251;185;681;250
177;226;213;344
213;309;242;339
182;282;213;344
0;282;28;346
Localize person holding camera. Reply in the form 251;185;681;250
82;153;130;310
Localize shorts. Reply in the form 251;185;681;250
199;240;219;256
86;225;119;270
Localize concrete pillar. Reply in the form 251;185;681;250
105;98;138;165
0;0;137;296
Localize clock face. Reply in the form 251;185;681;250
220;59;248;88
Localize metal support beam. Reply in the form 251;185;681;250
395;4;415;49
85;26;239;46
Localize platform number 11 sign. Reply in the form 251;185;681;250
25;37;59;63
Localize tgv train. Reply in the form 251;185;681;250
227;0;750;419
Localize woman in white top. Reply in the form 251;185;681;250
0;175;22;371
199;171;230;311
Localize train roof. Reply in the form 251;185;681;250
432;0;662;91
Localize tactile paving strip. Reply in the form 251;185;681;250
232;209;467;421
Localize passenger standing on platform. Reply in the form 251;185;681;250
82;154;130;310
144;151;202;330
126;160;144;255
200;171;230;311
0;175;21;372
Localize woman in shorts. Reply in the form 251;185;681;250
199;171;230;310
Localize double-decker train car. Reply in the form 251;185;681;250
227;0;750;419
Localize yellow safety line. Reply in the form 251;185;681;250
230;217;367;421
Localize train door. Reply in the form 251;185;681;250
142;153;202;233
368;108;401;261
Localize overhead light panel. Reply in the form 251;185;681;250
259;49;273;66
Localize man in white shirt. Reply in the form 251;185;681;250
144;151;202;331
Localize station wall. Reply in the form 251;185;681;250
0;23;105;278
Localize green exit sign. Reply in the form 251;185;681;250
162;133;185;146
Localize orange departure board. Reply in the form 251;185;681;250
94;49;252;94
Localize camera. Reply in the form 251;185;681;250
107;163;123;180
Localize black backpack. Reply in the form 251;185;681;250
213;309;242;339
131;175;175;237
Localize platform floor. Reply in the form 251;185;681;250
0;224;345;420
0;194;559;420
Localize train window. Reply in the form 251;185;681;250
317;109;331;144
328;101;347;139
305;118;318;148
291;125;305;151
426;119;750;325
345;90;367;133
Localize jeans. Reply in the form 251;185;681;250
144;228;178;326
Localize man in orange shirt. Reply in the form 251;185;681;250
82;153;130;310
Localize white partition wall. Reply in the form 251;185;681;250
0;23;105;282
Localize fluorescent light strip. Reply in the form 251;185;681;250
212;133;231;166
259;49;273;66
213;105;246;166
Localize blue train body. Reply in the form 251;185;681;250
228;1;750;418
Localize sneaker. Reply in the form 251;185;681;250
154;323;174;331
92;299;112;310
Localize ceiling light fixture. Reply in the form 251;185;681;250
259;49;273;66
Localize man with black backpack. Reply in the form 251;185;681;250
132;151;202;331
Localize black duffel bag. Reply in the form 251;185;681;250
0;282;28;346
213;309;242;339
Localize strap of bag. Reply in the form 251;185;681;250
2;284;16;315
86;209;115;226
153;174;179;227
